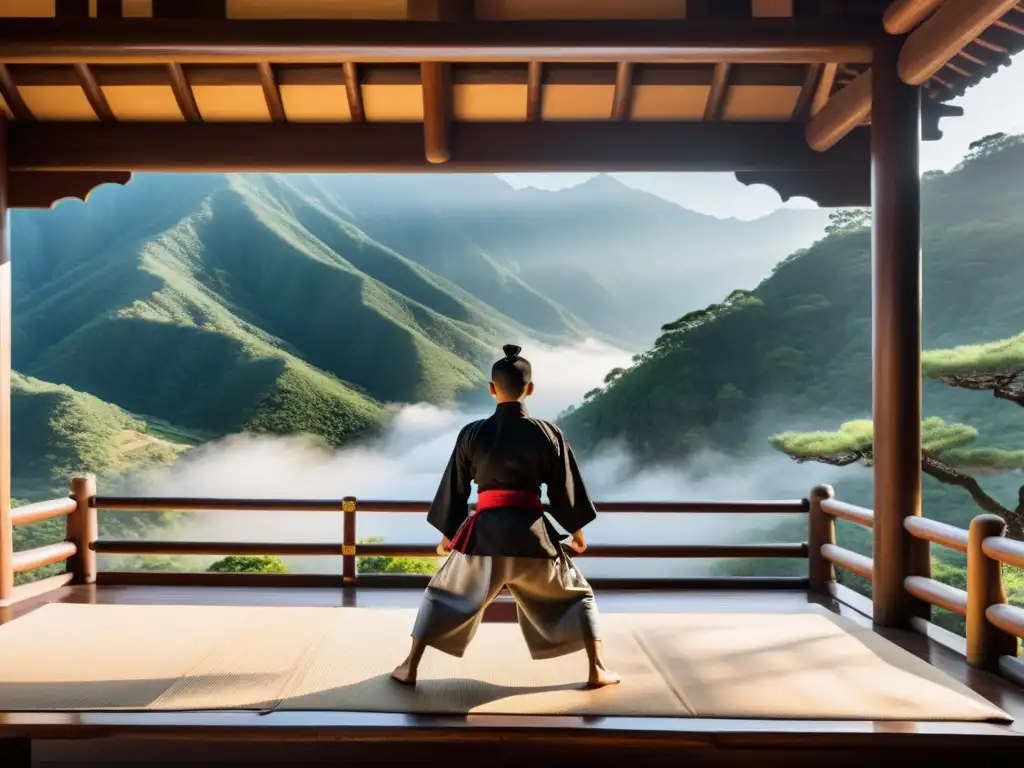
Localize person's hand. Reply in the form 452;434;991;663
568;530;587;554
436;536;452;556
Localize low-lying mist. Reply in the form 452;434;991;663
129;338;836;578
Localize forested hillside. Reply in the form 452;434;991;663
562;133;1024;631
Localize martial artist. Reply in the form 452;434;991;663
391;345;618;688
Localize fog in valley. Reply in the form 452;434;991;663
127;338;838;578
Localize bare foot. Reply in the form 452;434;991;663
587;664;621;688
391;660;417;686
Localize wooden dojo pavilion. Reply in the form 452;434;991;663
2;1;1024;764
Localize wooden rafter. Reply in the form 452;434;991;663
74;63;115;121
704;63;731;121
972;36;1009;54
957;49;987;66
0;18;877;64
342;63;364;123
256;62;286;122
944;60;972;78
792;63;823;120
167;63;201;121
899;0;1022;85
611;62;634;121
526;61;542;122
811;61;838;116
883;0;945;34
806;69;871;151
0;65;32;121
993;17;1024;35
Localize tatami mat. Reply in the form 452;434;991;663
0;603;1011;721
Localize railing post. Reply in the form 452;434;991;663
808;484;836;594
68;476;98;585
342;496;356;584
967;514;1017;671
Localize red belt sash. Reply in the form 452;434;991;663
448;490;543;554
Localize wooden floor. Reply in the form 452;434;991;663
2;583;1023;765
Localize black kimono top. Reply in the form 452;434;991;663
427;401;598;558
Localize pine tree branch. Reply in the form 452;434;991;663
922;454;1024;538
938;371;1024;406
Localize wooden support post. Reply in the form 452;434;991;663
870;34;929;628
0;117;10;608
342;496;356;583
967;514;1017;670
808;484;836;594
68;476;98;584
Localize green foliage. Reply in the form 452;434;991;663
922;331;1024;378
208;555;289;574
824;208;870;235
356;537;439;575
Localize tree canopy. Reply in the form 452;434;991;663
922;332;1024;406
356;537;439;575
771;415;1024;536
208;555;289;574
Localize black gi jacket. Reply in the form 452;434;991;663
427;401;597;558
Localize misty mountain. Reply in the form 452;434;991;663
11;171;826;457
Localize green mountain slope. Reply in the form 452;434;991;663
13;171;827;447
11;372;191;501
563;137;1024;465
561;136;1024;618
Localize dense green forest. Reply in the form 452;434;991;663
563;134;1024;632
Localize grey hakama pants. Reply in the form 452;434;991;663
411;551;601;660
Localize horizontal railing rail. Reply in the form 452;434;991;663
808;485;1022;687
92;540;808;560
904;516;969;553
91;496;809;514
11;497;76;528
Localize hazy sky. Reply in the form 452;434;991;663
499;55;1024;221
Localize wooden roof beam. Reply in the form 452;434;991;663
883;0;946;35
703;63;731;121
0;64;33;121
421;62;450;164
342;62;364;122
74;63;115;121
0;18;876;64
899;0;1022;84
611;62;634;121
809;0;1016;151
526;61;542;121
167;63;201;121
806;69;871;151
8;121;869;175
256;62;285;122
407;2;472;165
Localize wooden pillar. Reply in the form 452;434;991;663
967;514;1017;670
808;484;836;594
870;34;929;628
68;476;98;584
0;117;11;607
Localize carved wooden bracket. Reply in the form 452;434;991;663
8;171;132;209
734;166;870;208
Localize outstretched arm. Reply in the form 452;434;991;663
546;428;598;545
427;428;472;544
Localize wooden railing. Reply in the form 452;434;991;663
0;477;95;607
0;476;812;601
808;484;1024;686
